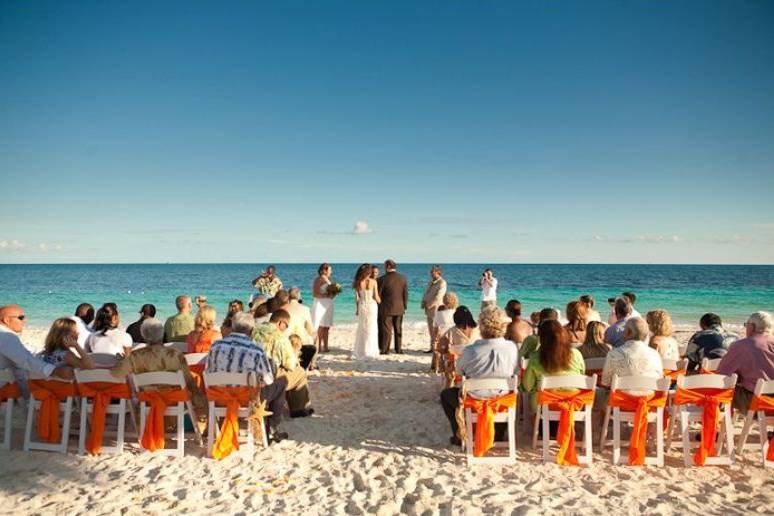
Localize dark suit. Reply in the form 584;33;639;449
377;270;408;353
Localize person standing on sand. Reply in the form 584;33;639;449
478;268;498;312
377;259;408;355
253;265;283;297
421;265;447;353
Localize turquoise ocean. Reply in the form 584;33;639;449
1;264;772;328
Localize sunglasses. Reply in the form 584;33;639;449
12;315;25;321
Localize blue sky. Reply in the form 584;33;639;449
1;1;773;264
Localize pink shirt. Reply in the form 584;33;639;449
716;334;774;392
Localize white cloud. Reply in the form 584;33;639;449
592;234;682;244
353;221;373;235
0;240;62;253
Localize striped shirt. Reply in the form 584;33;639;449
206;332;274;385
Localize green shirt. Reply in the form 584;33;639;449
252;322;298;372
521;348;586;411
520;334;539;359
164;313;195;342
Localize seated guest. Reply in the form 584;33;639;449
604;297;633;348
579;295;602;323
520;308;559;358
576;321;611;359
504;299;532;345
186;305;222;353
220;299;244;337
521;320;585;411
85;303;132;356
164;295;195;342
565;300;588;345
433;292;459;343
286;288;318;370
0;304;73;381
600;318;663;390
195;295;207;311
252;302;271;324
41;318;94;369
440;306;480;357
646;309;679;360
684;313;738;372
126;304;156;344
207;313;288;441
70;303;95;347
622;292;642;319
716;311;774;412
253;309;313;417
439;308;518;445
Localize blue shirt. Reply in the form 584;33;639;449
604;317;629;348
455;337;519;397
206;332;275;385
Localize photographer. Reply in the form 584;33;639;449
477;268;498;312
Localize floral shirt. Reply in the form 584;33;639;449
253;322;298;372
254;275;283;296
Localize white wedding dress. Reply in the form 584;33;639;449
353;288;379;359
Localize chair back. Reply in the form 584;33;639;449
610;374;671;393
584;357;606;372
753;378;774;397
700;358;722;372
676;373;737;390
74;368;126;384
28;371;72;382
132;370;186;390
203;371;250;387
164;342;188;353
461;376;517;395
132;343;147;351
0;369;14;385
185;353;208;366
87;353;120;367
539;374;597;391
662;358;687;372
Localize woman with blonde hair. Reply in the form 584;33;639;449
564;300;589;344
430;292;459;371
186;305;221;353
42;317;94;369
646;309;679;360
576;321;611;359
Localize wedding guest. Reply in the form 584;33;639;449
604;298;633;348
287;288;315;343
576;321;611;359
252;301;271;324
207;312;288;441
520;308;559;358
433;292;459;340
164;295;195;342
477;268;498;312
85;303;132;356
521;320;585;411
579;295;602;323
312;263;335;353
220;299;244;338
600;318;663;390
621;291;642;319
565;300;588;345
606;297;617;326
646;309;679;360
370;265;379;280
421;265;447;353
504;300;532;345
439;308;518;445
126;304;156;344
41;317;94;369
195;295;207;310
377;259;408;355
717;311;774;411
186;305;222;353
439;306;480;358
684;313;739;372
70;303;95;346
253;265;283;297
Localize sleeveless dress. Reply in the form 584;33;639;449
311;278;334;329
353;288;379;359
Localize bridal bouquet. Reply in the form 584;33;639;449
326;283;343;298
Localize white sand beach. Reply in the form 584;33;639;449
1;325;772;515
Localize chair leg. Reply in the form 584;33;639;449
666;406;676;451
656;408;664;467
723;407;735;464
758;412;769;467
584;407;592;464
680;411;691;467
464;409;474;462
139;402;146;446
541;408;550;463
737;411;754;455
177;402;185;458
599;406;611;449
185;400;203;447
117;400;126;454
2;400;13;450
612;408;621;465
531;409;540;450
23;398;35;451
508;408;516;461
60;398;72;454
207;401;215;458
78;398;88;454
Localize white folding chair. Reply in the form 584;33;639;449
534;374;596;465
185;353;208;367
518;357;530;431
23;373;75;453
662;358;688;375
700;358;722;373
132;371;200;458
584;357;606;376
87;353;120;368
0;369;21;450
204;371;266;458
462;376;517;465
599;375;671;466
75;369;137;455
164;342;189;353
670;373;737;466
736;378;774;468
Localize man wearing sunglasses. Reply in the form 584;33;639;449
0;304;74;381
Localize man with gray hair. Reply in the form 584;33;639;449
207;312;289;442
285;287;317;370
601;317;663;391
717;311;774;411
421;265;447;353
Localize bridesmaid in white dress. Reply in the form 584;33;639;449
352;263;381;360
312;263;334;353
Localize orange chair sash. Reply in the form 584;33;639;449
537;389;595;466
206;386;255;459
750;394;774;461
189;363;205;389
608;390;668;465
462;392;517;457
663;368;685;384
28;379;76;444
673;387;734;465
77;381;131;455
0;382;22;402
137;389;190;452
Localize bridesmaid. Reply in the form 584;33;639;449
312;263;335;353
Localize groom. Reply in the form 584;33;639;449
377;259;408;354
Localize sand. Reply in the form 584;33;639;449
1;324;772;515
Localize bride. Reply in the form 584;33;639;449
352;263;381;359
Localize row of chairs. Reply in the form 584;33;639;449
462;372;774;468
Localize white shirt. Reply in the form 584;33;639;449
433;309;455;336
70;316;93;347
587;309;602;323
0;323;55;377
601;339;663;395
286;300;314;343
480;277;498;302
85;328;132;355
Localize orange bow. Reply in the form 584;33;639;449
749;393;774;461
28;380;76;444
462;392;517;457
0;381;21;402
673;387;734;465
189;363;205;389
206;386;255;459
537;389;595;466
663;368;685;384
137;389;190;452
608;390;668;465
77;381;132;455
